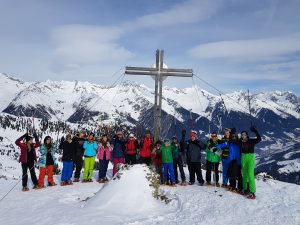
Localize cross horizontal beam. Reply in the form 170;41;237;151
125;67;193;77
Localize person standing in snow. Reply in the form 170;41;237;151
139;130;154;166
205;132;221;186
172;136;186;185
72;130;86;182
157;139;177;186
59;134;76;186
220;128;231;187
125;133;139;165
239;126;261;199
214;130;242;192
37;136;57;188
96;134;112;183
186;130;205;186
151;140;163;184
112;131;126;176
82;133;98;182
15;133;40;191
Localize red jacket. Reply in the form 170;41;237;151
140;137;153;158
15;134;40;163
125;139;138;155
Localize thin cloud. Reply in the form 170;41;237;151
51;25;133;72
132;0;222;29
188;34;300;59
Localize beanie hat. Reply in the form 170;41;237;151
145;129;151;135
66;134;72;140
129;133;134;138
25;135;33;143
190;130;197;135
164;139;170;144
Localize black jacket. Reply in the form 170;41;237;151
239;130;261;154
59;141;76;161
186;139;205;162
73;137;85;158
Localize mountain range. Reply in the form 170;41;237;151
0;72;299;184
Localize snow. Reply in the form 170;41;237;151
0;164;299;225
277;158;300;174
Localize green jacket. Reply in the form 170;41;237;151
157;145;176;163
206;139;221;163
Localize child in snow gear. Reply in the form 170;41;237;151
205;132;221;186
38;136;57;187
125;133;138;165
172;136;186;185
157;139;177;186
151;140;163;184
220;128;230;187
59;134;76;185
15;133;40;191
82;133;98;182
186;130;205;186
139;130;154;166
96;134;112;183
215;130;242;192
112;131;126;176
239;126;261;199
73;131;85;182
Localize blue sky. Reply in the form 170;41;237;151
0;0;300;95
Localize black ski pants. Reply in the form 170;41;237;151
188;161;204;184
21;162;38;187
206;161;220;183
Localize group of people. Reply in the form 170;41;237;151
15;125;261;199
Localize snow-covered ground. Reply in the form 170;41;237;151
0;164;299;225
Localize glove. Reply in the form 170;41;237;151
107;143;110;147
211;147;217;153
250;126;257;132
182;129;186;136
33;133;38;138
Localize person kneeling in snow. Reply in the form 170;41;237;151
157;139;177;186
96;134;112;183
59;134;76;186
38;136;57;188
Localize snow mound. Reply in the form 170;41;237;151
81;164;175;223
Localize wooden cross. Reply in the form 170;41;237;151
125;49;193;142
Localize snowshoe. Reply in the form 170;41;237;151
247;193;256;199
180;181;187;186
188;181;195;185
60;181;68;186
48;182;57;187
169;183;176;187
82;179;88;183
32;184;41;190
67;180;73;185
22;186;29;192
215;183;220;187
73;178;80;182
198;182;204;186
97;178;105;183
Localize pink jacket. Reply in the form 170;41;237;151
97;144;112;160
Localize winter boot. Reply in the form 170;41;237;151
73;178;80;182
61;181;67;186
180;181;187;186
48;182;57;186
188;181;194;185
247;193;256;199
22;186;29;192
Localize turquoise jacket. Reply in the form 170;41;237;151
83;141;98;157
38;143;57;168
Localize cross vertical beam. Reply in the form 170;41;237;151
125;49;193;142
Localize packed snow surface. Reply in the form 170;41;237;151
0;164;299;225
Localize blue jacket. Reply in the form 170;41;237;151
83;141;98;157
216;142;241;165
112;137;126;158
38;143;57;168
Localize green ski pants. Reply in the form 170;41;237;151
241;153;256;193
83;156;95;179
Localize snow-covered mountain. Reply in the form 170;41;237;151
0;73;299;184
